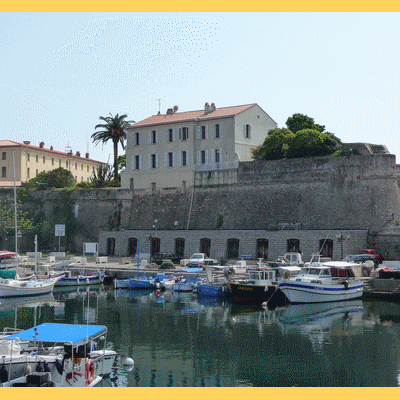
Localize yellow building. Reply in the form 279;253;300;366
121;102;277;191
0;140;106;187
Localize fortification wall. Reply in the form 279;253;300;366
2;154;399;256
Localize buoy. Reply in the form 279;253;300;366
156;289;161;296
122;357;134;371
25;363;32;375
0;364;9;383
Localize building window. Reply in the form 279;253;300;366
27;153;30;161
257;239;269;261
198;150;208;165
81;164;83;170
150;154;157;169
179;127;189;141
214;124;221;138
107;238;115;256
200;238;211;257
59;159;61;167
75;163;77;170
36;169;38;176
36;155;38;162
128;238;138;256
135;132;140;146
150;130;157;144
1;167;6;178
227;238;239;259
175;238;185;258
52;158;54;166
181;151;188;166
215;149;220;163
43;156;45;163
168;128;174;142
130;178;134;190
2;152;6;160
87;165;89;172
66;161;68;168
199;125;208;140
319;239;333;259
27;168;30;179
244;124;251;138
134;155;140;170
287;239;300;253
167;152;173;167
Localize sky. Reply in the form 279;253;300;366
1;12;399;164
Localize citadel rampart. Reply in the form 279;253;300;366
2;154;400;259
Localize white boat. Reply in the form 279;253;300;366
0;276;60;298
54;270;105;287
278;261;364;303
1;323;117;387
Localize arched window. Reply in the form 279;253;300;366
150;237;160;258
106;238;115;256
319;239;333;259
128;238;138;257
287;239;300;253
256;239;269;260
200;238;211;257
227;238;239;260
175;238;185;257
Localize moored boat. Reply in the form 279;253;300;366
278;261;364;304
0;276;60;298
54;270;105;287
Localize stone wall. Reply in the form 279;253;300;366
2;154;399;258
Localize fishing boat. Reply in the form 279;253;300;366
1;323;117;387
278;261;364;304
54;270;105;287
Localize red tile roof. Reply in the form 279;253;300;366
130;103;274;128
0;140;104;164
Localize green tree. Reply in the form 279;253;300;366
92;113;134;183
286;129;341;159
251;128;293;160
90;164;113;188
286;113;326;134
26;167;75;189
0;198;34;249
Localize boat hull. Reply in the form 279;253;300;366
0;278;58;298
279;281;364;303
55;272;105;287
228;282;286;304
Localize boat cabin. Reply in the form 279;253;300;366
296;262;356;282
248;268;277;283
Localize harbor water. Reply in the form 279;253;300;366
1;284;400;387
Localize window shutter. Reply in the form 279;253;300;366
187;127;189;140
179;128;182;140
212;125;215;138
197;151;201;164
164;152;167;167
187;150;190;165
148;154;151;168
131;155;135;170
149;131;152;144
156;130;159;143
173;128;176;142
220;124;223;138
205;150;209;164
219;148;223;162
139;155;142;169
205;125;209;139
243;124;246;138
172;152;176;167
165;129;168;142
178;151;182;166
156;154;159;168
197;126;201;140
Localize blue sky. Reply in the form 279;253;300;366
1;12;399;163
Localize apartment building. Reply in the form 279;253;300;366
121;102;277;191
0;140;106;187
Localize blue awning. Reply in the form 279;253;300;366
5;323;107;345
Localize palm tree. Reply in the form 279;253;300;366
92;113;134;183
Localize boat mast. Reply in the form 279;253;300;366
12;150;18;258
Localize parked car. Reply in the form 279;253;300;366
153;253;182;266
359;249;384;264
343;254;379;268
187;253;208;267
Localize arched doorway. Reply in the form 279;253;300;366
227;238;239;260
200;238;211;257
106;238;115;256
256;238;268;260
128;238;138;257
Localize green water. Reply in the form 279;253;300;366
1;285;400;387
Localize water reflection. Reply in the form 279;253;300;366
2;286;400;386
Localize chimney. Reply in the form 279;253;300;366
39;142;45;148
23;141;30;145
166;108;173;115
50;146;54;150
85;153;89;158
204;102;216;114
76;151;81;157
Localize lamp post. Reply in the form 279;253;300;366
336;233;351;260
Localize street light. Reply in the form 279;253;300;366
336;233;351;260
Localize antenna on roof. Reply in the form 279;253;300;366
158;99;161;114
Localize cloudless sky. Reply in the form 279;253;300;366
1;12;399;164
